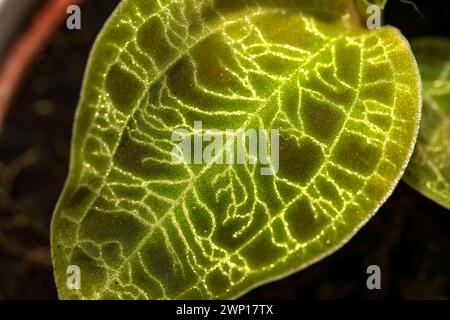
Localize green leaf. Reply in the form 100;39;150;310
404;37;450;210
51;0;421;299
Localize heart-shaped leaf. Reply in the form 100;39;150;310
51;0;421;299
404;37;450;210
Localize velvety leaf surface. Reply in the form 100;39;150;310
404;37;450;210
51;0;421;299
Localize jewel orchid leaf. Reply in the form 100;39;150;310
51;0;421;299
404;37;450;210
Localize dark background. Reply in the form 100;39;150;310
0;0;449;299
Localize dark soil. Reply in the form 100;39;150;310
0;0;449;299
